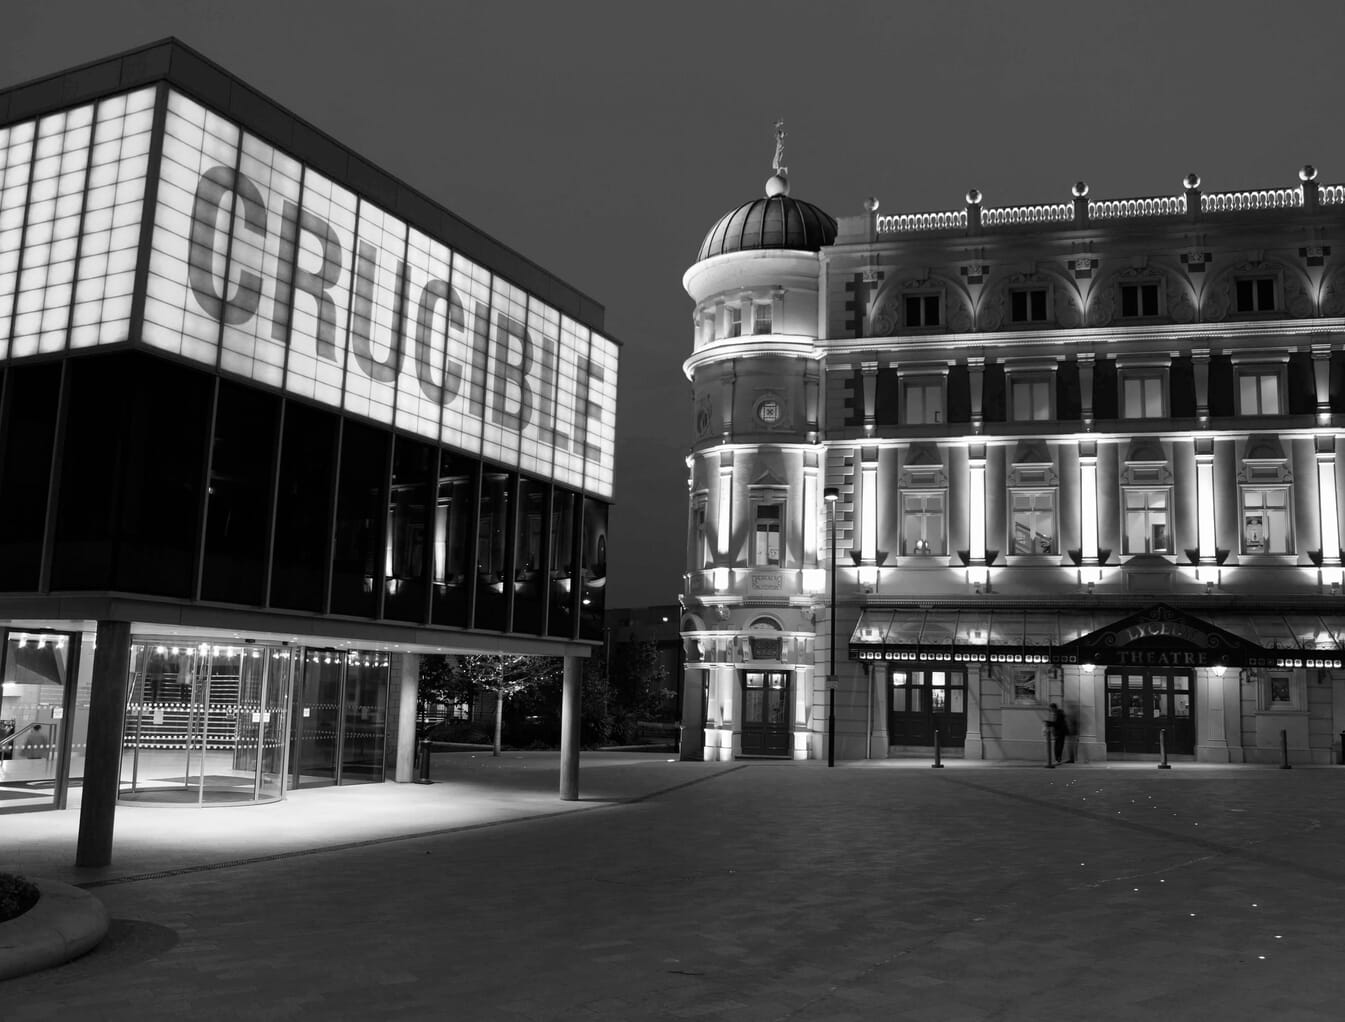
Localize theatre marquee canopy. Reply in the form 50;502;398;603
0;54;617;499
849;604;1345;670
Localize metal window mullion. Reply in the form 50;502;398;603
463;460;482;629
191;376;221;601
261;398;286;608
36;359;70;592
374;428;394;621
322;418;344;616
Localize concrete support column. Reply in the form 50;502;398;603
395;653;420;783
559;654;582;800
76;620;132;868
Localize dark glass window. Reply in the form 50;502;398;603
1011;288;1048;323
904;294;940;327
384;437;434;623
431;454;478;629
201;380;280;606
330;420;388;618
1120;283;1160;318
52;353;210;596
0;364;60;591
579;497;608;641
548;489;578;639
512;479;549;635
271;401;337;612
474;470;513;631
1236;278;1276;313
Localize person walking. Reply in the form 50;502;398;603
1048;703;1068;765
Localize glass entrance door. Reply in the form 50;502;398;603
888;668;967;747
289;649;390;788
0;630;81;811
120;642;293;805
739;670;791;756
1105;670;1194;754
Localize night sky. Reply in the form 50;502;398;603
4;0;1344;608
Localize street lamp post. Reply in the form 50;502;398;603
824;486;839;767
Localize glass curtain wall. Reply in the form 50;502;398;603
0;630;81;811
120;642;293;805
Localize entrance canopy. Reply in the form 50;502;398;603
849;604;1345;670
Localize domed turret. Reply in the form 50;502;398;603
693;121;836;263
695;186;837;262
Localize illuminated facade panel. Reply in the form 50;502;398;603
69;89;154;350
0;85;618;499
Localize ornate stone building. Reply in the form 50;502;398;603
679;148;1345;766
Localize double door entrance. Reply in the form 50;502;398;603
889;668;968;747
1105;670;1194;755
740;671;791;756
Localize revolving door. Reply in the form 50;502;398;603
120;643;293;805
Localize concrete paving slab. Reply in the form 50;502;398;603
0;753;1343;1020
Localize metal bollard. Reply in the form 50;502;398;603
1280;728;1292;770
1157;728;1171;769
932;728;944;768
415;737;433;784
1044;724;1055;768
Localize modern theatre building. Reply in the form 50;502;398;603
679;135;1345;767
0;41;618;862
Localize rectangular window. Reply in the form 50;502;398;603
1123;488;1171;554
1012;490;1056;555
1236;278;1276;313
1241;487;1292;554
1120;283;1160;318
1262;672;1300;710
904;294;941;328
726;306;742;337
1238;370;1281;415
901;491;946;556
753;303;772;335
1010;288;1048;323
753;500;783;566
903;378;944;424
1123;374;1165;418
1011;377;1052;421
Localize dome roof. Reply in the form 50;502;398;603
695;177;837;263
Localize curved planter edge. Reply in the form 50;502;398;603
0;878;109;981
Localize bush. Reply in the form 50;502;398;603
0;872;39;922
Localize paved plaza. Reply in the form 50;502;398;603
2;751;1344;1020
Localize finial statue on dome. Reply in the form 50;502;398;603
766;119;790;197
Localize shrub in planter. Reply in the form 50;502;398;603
0;872;39;922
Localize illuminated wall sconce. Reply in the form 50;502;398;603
803;568;826;592
713;566;730;591
967;566;989;593
1213;665;1226;677
857;566;879;589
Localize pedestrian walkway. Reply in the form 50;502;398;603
2;753;1344;1020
